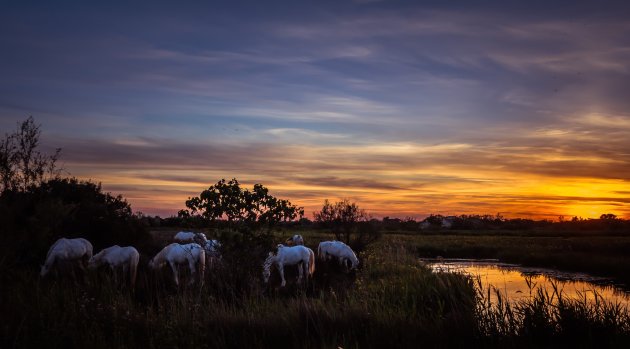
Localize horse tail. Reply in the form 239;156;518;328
317;243;323;260
308;248;315;277
129;249;140;290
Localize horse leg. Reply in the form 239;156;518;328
129;261;137;291
188;258;196;286
297;262;304;283
278;263;286;287
169;262;179;287
110;264;117;284
122;264;129;287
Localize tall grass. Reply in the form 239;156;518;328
2;238;630;348
475;276;630;347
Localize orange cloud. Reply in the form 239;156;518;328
64;134;630;220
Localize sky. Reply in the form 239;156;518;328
1;0;630;219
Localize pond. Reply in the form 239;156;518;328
423;258;630;307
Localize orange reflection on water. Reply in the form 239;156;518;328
429;261;630;307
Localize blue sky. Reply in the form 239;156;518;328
2;0;630;218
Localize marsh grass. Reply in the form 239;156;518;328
2;237;630;348
475;276;630;347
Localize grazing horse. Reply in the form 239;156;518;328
203;239;221;267
88;245;140;289
149;243;205;287
284;234;304;246
317;241;359;271
204;239;221;257
263;244;315;287
174;231;207;245
40;238;93;277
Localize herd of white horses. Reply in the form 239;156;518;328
39;232;359;290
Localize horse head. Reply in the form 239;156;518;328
40;264;49;277
262;267;271;283
87;256;98;270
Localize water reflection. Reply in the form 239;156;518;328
425;259;630;306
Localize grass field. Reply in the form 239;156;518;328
2;228;630;348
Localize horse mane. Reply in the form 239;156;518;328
90;248;106;264
45;238;65;262
263;252;276;270
93;245;117;259
152;243;174;265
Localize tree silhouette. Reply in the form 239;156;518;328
181;178;303;231
313;198;380;250
600;213;617;220
0;116;61;195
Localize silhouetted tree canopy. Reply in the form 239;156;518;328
313;199;381;250
181;178;304;231
600;213;618;220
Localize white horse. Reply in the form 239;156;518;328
40;238;93;277
284;234;304;246
88;245;140;289
149;243;205;287
317;240;359;271
204;239;221;256
263;244;315;287
174;231;207;245
203;239;221;269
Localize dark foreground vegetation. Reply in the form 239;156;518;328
3;235;630;348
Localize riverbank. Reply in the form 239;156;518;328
394;231;630;286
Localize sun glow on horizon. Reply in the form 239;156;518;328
85;170;630;220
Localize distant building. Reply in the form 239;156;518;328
441;216;456;229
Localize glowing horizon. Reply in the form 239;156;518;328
65;138;630;220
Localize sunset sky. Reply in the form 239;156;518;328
1;1;630;219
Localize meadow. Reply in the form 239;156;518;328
3;228;630;348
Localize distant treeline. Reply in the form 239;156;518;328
145;213;630;233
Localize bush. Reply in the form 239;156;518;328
0;177;151;269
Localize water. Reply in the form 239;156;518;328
424;258;630;306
